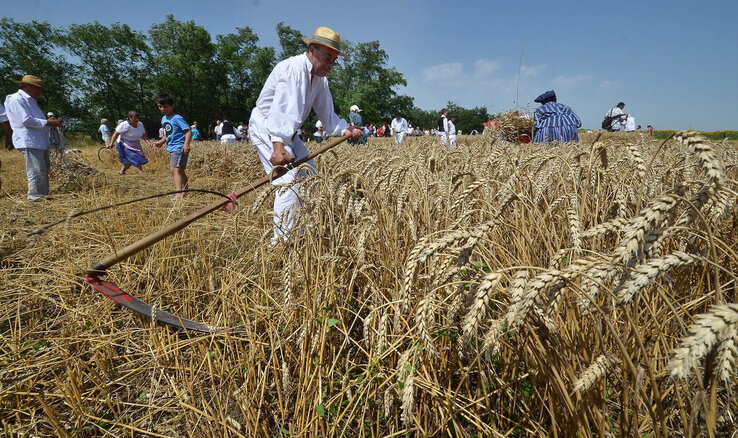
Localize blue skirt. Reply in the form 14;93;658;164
116;141;148;166
533;125;579;143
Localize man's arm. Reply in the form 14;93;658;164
108;130;120;148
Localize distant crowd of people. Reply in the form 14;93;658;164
2;26;654;229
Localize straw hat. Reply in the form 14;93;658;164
301;27;347;56
14;74;46;89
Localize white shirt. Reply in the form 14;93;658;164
250;53;348;145
3;89;49;150
215;123;222;135
391;117;408;134
624;116;636;132
0;103;7;123
448;120;456;135
115;120;146;141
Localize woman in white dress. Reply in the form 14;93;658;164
108;111;153;175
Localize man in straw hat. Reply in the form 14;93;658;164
248;26;363;244
4;75;63;200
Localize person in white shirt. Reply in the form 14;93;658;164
219;119;241;144
107;110;153;175
448;115;457;147
604;102;628;131
391;112;408;145
0;103;13;150
248;26;363;243
437;108;449;144
313;119;325;144
624;115;637;132
214;119;222;140
4;75;63;200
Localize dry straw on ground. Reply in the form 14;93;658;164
1;132;737;437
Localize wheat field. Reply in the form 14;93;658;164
1;132;737;437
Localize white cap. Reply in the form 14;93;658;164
315;120;323;128
47;112;55;117
350;104;361;112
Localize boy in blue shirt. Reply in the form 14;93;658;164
153;93;192;200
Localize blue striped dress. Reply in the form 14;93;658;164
533;102;582;143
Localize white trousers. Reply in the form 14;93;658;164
220;134;237;144
439;132;448;144
394;132;405;145
20;148;50;200
249;129;316;244
448;134;457;147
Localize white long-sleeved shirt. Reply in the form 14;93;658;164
448;120;456;135
3;89;50;150
391;117;408;134
249;53;348;145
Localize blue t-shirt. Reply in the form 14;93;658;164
99;124;111;138
191;126;200;140
161;114;190;152
349;112;363;126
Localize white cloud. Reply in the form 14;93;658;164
552;74;593;88
422;62;465;82
474;59;501;80
599;80;621;90
520;64;546;78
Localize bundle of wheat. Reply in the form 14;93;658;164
490;109;535;142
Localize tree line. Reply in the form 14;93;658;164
0;16;492;139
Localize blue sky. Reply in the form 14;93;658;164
4;0;737;130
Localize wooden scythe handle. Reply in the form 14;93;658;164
86;134;350;275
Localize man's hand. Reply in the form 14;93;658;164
270;141;289;165
343;126;363;141
46;119;62;128
182;144;191;154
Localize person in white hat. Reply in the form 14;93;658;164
4;75;63;200
98;118;111;145
348;104;367;145
248;26;363;244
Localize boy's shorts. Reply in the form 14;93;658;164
169;151;189;169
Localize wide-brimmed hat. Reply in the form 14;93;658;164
534;90;557;104
350;104;361;112
302;26;347;57
14;74;46;89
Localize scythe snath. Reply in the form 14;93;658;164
84;134;351;332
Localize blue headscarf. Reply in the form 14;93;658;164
534;90;557;105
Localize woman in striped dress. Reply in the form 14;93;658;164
532;90;581;143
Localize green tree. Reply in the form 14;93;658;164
0;18;79;123
61;22;152;133
276;22;304;61
328;40;410;125
216;27;275;127
148;15;221;133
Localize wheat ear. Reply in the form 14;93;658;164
574;354;622;392
615;251;703;304
669;303;738;380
